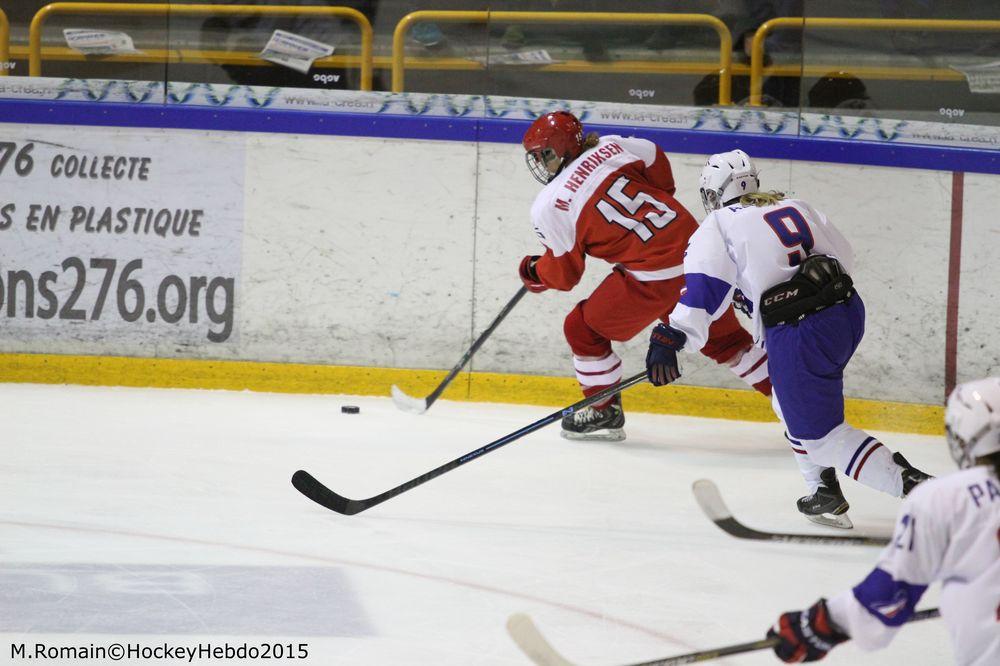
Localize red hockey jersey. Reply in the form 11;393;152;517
529;135;699;291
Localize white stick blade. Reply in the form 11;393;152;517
506;614;578;666
390;385;429;414
692;479;733;522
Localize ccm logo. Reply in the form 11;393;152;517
763;288;799;306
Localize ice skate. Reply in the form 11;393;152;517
797;467;853;529
561;395;625;441
894;452;933;496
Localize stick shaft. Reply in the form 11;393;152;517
632;638;779;666
425;286;528;408
365;372;645;510
632;608;941;666
294;372;647;515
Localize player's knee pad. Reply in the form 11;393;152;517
564;301;611;357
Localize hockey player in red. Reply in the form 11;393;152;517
518;111;772;441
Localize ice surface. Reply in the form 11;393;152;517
1;383;954;665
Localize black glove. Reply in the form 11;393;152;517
768;598;850;663
646;324;686;386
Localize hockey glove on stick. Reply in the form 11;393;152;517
518;255;548;293
646;323;686;386
733;288;754;317
768;598;850;662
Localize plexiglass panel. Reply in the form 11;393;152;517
385;0;736;105
5;0;169;84
798;0;1000;127
165;0;383;92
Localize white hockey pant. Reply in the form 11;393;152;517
789;422;905;498
772;395;904;497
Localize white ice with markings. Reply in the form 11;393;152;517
2;383;954;665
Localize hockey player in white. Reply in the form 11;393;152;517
644;150;931;527
768;376;1000;665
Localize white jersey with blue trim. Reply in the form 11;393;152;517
827;465;1000;665
668;198;854;349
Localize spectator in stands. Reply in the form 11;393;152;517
807;72;872;110
498;0;610;63
693;71;751;107
732;0;804;107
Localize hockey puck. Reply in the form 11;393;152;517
341;405;360;414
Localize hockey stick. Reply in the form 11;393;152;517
391;285;529;414
294;371;648;515
693;479;891;546
507;608;940;666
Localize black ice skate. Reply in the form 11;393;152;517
561;395;625;441
797;467;854;530
894;452;933;496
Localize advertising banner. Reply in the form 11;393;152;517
2;78;1000;151
0;125;243;345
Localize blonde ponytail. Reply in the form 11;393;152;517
739;190;787;207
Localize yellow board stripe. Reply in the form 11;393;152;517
0;353;942;435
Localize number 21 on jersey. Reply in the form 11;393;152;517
596;176;676;242
763;206;814;266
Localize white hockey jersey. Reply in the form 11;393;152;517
668;198;854;348
827;465;1000;666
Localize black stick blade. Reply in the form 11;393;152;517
291;470;365;516
692;479;890;547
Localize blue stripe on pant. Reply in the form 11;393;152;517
764;295;866;440
845;436;877;476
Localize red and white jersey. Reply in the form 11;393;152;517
827;465;1000;666
529;136;699;291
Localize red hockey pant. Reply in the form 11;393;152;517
564;268;754;397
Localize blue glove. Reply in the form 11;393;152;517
733;288;754;317
768;598;850;663
646;324;686;386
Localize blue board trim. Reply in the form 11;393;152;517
4;98;1000;175
2;99;484;141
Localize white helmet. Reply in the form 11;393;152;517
699;149;759;215
945;377;1000;468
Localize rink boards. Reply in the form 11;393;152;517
1;90;998;432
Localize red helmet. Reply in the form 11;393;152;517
522;111;584;184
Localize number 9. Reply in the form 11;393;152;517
763;206;814;266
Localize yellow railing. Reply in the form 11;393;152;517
28;2;374;90
750;17;1000;105
12;42;974;92
392;11;733;104
18;44;371;71
0;9;9;78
